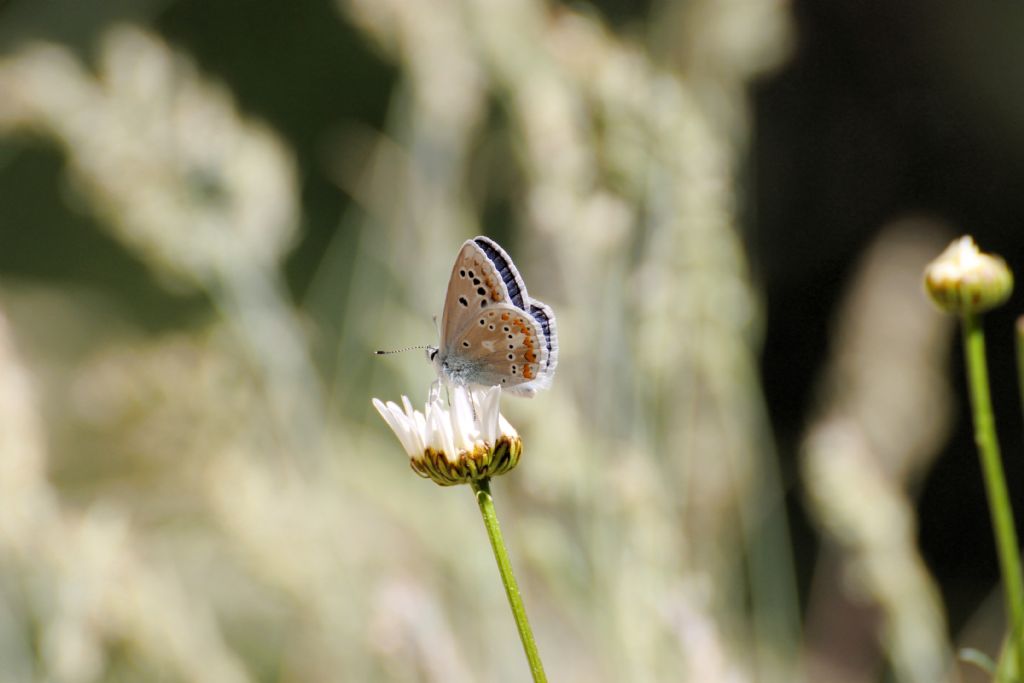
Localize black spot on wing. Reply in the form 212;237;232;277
529;304;554;367
474;238;525;309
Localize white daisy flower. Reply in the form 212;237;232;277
372;385;521;486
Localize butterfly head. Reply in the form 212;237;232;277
427;346;445;380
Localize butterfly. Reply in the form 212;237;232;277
427;236;558;397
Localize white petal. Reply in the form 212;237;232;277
371;399;404;437
413;409;428;445
439;405;456;459
397;395;426;454
452;387;478;450
391;402;424;457
425;398;446;455
405;413;426;455
422;401;437;447
498;413;518;438
373;398;418;458
478;386;502;442
425;401;450;458
371;398;393;427
449;387;466;450
467;386;486;410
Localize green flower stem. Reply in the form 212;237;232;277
963;312;1024;677
1016;317;1024;423
471;478;547;683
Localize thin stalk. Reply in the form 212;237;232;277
471;478;547;682
1016;316;1024;425
963;312;1024;679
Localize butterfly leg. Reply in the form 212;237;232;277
434;380;455;412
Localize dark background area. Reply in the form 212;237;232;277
2;0;1024;643
754;0;1024;635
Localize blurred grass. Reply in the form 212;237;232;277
0;1;976;681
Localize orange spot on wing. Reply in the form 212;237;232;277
523;365;535;379
482;276;500;301
501;312;510;321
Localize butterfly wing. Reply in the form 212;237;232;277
469;238;556;380
437;236;558;396
526;299;558;380
439;239;522;355
471;236;529;309
443;303;550;394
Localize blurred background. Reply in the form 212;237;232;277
1;0;1023;681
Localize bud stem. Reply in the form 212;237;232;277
1016;317;1024;427
471;478;547;682
963;312;1024;676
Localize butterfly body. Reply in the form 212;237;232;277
430;236;558;397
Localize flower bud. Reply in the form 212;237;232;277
924;236;1013;314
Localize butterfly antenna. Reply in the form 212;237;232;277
374;345;430;355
